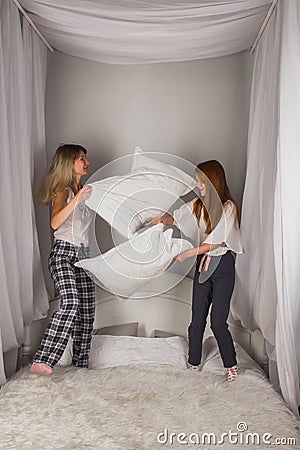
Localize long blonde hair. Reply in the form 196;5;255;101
38;144;87;205
193;160;238;234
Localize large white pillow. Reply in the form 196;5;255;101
131;146;195;189
85;147;196;237
89;335;188;369
75;223;192;297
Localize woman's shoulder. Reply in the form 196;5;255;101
53;188;69;204
223;200;238;216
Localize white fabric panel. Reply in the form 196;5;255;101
231;6;279;344
0;0;49;384
0;333;5;386
21;0;271;64
22;20;50;321
232;0;300;415
26;19;53;311
274;0;300;416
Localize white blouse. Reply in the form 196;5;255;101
173;199;244;256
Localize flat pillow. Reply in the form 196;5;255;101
93;322;138;336
85;148;196;237
88;335;188;369
153;329;180;338
201;336;265;375
57;337;73;367
58;322;139;367
75;223;193;297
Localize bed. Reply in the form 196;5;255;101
0;276;299;449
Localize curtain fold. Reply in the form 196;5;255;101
274;0;300;416
1;0;298;416
0;332;5;386
231;1;279;346
20;0;271;64
0;0;49;384
232;0;300;415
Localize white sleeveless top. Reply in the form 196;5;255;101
54;188;93;247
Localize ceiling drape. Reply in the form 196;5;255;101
20;0;271;64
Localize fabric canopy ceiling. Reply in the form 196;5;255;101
20;0;272;64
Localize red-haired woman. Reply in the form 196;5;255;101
153;160;243;381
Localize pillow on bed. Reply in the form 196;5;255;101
58;323;139;367
88;335;188;369
201;336;265;375
93;322;138;336
75;223;193;297
57;337;73;367
153;329;177;338
85;147;196;237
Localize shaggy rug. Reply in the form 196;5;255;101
0;362;299;449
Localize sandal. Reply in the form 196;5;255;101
187;363;202;372
226;365;239;382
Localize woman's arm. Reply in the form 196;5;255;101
152;214;174;227
50;186;92;230
174;243;222;262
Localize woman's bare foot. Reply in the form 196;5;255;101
30;362;53;375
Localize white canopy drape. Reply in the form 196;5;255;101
0;0;49;383
232;0;300;415
3;0;299;415
20;0;271;64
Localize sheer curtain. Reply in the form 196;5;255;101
274;0;300;416
0;0;49;383
20;0;271;64
232;0;300;415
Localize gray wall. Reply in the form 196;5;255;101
43;50;253;282
46;50;252;205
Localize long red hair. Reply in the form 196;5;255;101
193;160;238;234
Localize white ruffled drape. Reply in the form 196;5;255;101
20;0;271;64
0;0;49;383
3;0;299;415
274;0;300;416
232;0;300;415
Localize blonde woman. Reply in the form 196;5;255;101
30;144;95;375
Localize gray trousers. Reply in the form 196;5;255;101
188;251;237;368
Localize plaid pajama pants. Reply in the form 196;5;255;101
34;239;95;368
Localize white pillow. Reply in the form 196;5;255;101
131;146;196;190
88;335;188;369
201;336;265;375
57;337;73;367
85;147;196;237
75;223;192;297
